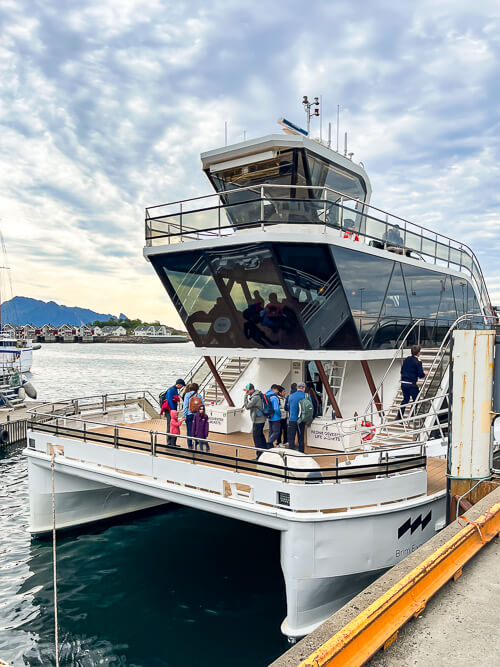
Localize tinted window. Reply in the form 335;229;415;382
273;243;360;349
151;245;308;349
331;245;393;346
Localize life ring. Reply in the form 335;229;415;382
0;429;9;444
361;420;375;441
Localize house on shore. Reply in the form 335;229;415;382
101;325;127;336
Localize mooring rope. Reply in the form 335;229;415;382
51;450;60;667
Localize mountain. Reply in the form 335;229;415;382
1;297;124;327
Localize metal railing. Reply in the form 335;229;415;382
316;392;449;447
26;392;427;483
144;183;491;314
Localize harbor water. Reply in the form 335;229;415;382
0;343;289;666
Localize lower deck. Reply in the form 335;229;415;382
85;418;446;496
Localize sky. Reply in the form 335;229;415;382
1;0;500;327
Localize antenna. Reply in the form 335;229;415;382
344;131;347;156
319;95;323;142
328;122;332;148
336;104;340;151
302;95;320;135
224;121;228;146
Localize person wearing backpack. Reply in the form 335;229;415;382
160;378;185;447
243;383;267;452
287;381;310;452
183;382;204;449
191;404;210;452
265;385;282;449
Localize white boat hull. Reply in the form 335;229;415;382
27;457;167;534
26;449;445;638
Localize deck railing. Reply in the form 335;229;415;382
26;392;428;483
144;183;491;313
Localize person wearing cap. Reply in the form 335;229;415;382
287;382;307;452
243;383;267;451
165;378;186;446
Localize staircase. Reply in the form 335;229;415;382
184;356;253;405
376;347;448;444
0;373;25;408
202;356;253;404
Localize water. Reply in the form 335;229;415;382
0;344;289;666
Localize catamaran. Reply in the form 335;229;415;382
25;119;491;640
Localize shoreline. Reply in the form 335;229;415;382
35;335;191;344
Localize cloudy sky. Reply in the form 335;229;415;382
1;0;500;326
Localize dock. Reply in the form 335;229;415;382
271;484;500;667
0;402;45;446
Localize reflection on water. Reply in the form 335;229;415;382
0;344;289;666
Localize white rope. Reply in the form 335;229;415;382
51;451;60;667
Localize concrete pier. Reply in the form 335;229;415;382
271;485;500;667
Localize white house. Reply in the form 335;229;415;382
101;325;127;336
134;325;168;336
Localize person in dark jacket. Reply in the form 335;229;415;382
164;379;185;446
306;383;321;418
398;345;425;419
191;405;210;452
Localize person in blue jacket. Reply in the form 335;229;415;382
165;378;185;446
265;385;282;449
398;345;425;419
287;382;307;452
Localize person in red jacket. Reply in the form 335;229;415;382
191;405;210;452
167;408;184;448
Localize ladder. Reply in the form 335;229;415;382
323;360;347;415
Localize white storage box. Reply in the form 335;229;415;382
205;405;245;434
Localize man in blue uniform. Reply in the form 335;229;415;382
398;345;425;419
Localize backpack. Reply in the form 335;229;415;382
159;389;168;406
189;393;203;413
260;392;274;418
297;397;314;425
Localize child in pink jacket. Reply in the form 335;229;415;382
168;409;184;448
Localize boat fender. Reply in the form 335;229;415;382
0;429;9;444
32;343;42;350
17;387;26;401
22;381;37;399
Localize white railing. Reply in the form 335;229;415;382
144;183;491;314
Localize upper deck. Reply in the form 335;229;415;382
143;133;490;352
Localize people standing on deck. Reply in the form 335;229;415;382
243;383;267;454
167;407;184;448
277;386;288;446
183;383;204;449
192;405;210;452
398;345;426;419
265;385;282;449
287;382;310;453
285;383;298;448
162;378;186;446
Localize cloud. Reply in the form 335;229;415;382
1;0;500;323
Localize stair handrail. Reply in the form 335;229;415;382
409;313;488;412
364;318;425;416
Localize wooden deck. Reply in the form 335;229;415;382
83;418;447;495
